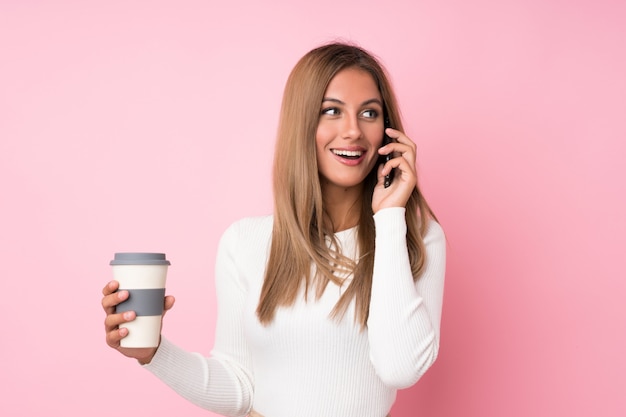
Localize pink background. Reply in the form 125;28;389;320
1;1;625;416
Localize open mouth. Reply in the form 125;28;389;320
332;149;364;159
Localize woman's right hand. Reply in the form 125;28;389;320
101;280;175;364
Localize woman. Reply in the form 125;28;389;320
102;42;446;417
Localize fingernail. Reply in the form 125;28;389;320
123;311;134;320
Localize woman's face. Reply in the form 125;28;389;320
315;67;384;194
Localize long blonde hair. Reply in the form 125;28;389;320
256;42;436;328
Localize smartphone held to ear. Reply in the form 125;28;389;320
382;115;394;188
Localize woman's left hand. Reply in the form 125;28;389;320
372;127;418;213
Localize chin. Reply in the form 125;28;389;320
326;177;368;189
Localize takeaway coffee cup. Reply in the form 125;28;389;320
110;253;170;348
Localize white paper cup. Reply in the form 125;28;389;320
110;253;170;348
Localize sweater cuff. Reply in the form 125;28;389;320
373;207;407;239
142;337;201;376
142;337;176;370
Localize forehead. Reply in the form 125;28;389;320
324;68;381;101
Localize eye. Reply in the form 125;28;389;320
361;109;379;119
321;107;340;116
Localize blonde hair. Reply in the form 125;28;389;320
256;42;436;328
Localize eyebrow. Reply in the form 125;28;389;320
321;97;383;107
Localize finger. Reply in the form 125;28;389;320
162;295;176;318
384;128;416;152
105;325;129;348
380;143;416;169
102;280;119;296
379;142;413;158
101;289;129;314
376;163;389;186
380;155;417;190
104;311;135;347
379;135;415;155
384;127;413;143
164;295;175;311
378;158;405;184
381;157;405;177
104;310;136;333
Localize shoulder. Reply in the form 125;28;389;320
215;215;274;289
422;219;446;267
219;214;274;250
224;215;274;236
423;218;445;246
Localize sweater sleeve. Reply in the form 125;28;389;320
367;207;446;389
143;221;254;417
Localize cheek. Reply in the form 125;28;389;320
315;124;335;157
314;128;326;166
364;126;384;149
315;123;333;144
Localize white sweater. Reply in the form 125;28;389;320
144;207;446;417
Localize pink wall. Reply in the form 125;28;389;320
1;1;624;416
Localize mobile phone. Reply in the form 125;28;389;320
382;114;394;188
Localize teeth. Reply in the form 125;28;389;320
332;149;363;157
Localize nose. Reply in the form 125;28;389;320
340;114;362;140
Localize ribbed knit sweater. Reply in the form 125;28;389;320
144;207;446;417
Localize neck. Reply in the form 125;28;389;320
321;182;363;232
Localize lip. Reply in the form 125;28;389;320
330;147;367;166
